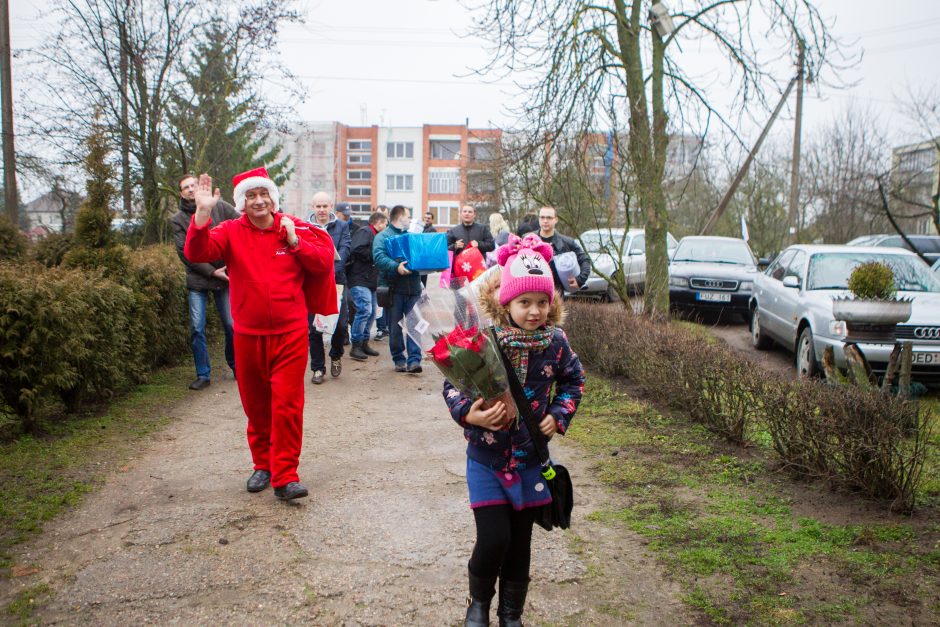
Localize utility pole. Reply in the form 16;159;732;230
700;75;797;235
786;39;805;245
0;0;17;225
119;2;132;219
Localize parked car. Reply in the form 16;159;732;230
668;236;762;320
933;257;940;277
749;245;940;382
846;233;940;265
571;228;678;300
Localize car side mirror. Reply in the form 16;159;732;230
758;258;770;268
782;275;800;288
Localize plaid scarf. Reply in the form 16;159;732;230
495;325;555;386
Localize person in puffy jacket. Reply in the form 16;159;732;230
442;234;585;627
185;168;337;502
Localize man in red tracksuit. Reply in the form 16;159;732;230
185;167;337;500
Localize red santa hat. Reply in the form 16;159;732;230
232;166;279;213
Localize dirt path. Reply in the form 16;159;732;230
1;345;690;624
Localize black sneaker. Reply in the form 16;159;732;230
331;358;342;378
407;364;423;374
361;341;379;357
246;469;271;493
274;482;309;501
374;329;388;341
311;370;324;384
394;363;407;373
189;377;211;391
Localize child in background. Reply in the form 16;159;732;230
443;234;586;627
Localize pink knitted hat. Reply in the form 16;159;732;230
497;233;556;306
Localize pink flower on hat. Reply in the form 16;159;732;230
496;233;556;305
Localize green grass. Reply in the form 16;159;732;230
568;376;940;624
0;359;191;571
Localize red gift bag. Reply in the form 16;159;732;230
453;247;487;282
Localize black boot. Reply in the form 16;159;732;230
496;579;529;627
465;570;496;627
350;343;368;361
361;340;379;357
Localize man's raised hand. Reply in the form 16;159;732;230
193;173;220;227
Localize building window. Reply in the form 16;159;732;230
347;170;371;181
468;142;495;161
348;140;372;151
386;174;414;192
310;141;326;156
898;148;937;175
386;142;415;159
350;203;372;215
430;205;459;226
348;153;372;165
430;139;461;160
347;186;371;197
428;169;460;194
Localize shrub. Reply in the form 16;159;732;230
0;215;27;260
847;261;896;300
564;302;933;511
31;232;74;267
0;244;187;435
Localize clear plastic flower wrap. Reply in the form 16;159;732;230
400;282;517;421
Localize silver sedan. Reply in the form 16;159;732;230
749;245;940;382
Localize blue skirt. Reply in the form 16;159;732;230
466;458;553;511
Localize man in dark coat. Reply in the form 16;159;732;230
536;206;592;294
446;204;495;277
170;173;238;390
347;211;388;361
308;192;351;384
516;212;538;237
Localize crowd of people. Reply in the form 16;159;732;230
172;168;591;625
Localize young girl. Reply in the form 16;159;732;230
443;234;586;627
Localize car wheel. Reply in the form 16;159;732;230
796;326;818;379
750;308;773;350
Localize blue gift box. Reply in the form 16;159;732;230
386;233;449;272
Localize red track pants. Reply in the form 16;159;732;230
234;326;308;488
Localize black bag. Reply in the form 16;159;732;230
376;285;391;309
491;330;574;531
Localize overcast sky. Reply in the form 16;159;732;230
10;0;940;150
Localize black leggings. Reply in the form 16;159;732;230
468;505;537;581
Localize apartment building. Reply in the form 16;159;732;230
272;122;502;226
891;139;940;235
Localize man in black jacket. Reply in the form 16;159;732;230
445;204;495;280
347;211;388;361
536;206;592;294
170;173;239;390
308;192;352;384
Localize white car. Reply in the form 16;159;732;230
575;228;678;300
750;244;940;382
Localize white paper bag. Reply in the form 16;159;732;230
313;285;345;334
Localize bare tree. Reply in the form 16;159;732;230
468;0;852;318
802;105;890;244
23;0;299;243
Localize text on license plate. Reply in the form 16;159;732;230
912;352;940;365
696;292;731;303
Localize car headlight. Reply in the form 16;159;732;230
669;276;688;287
828;320;848;338
738;281;753;292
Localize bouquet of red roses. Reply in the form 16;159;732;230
401;286;517;420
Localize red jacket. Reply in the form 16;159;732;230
185;212;338;335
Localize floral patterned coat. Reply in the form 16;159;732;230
443;326;585;473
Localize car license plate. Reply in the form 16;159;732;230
696;292;731;303
912;352;940;365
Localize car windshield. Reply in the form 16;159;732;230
807;252;940;293
581;231;678;253
672;239;754;265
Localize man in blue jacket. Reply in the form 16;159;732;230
308;192;351;384
372;205;424;373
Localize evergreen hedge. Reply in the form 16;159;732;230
0;245;187;433
565;302;933;512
